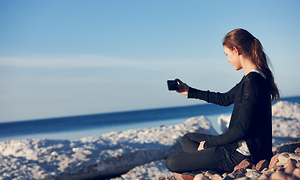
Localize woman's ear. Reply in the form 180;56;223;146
233;46;242;55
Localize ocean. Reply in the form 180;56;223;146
1;96;300;142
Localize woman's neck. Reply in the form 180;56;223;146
241;56;258;76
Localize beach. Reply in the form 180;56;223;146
0;100;300;180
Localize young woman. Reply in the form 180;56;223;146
165;28;280;178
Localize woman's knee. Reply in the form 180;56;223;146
181;133;197;145
165;154;179;172
181;133;190;143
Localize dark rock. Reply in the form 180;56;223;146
255;159;269;171
227;169;246;179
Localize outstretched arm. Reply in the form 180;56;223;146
173;78;242;106
187;77;244;107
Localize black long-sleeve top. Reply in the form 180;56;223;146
188;72;273;163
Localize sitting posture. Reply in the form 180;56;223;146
165;28;280;178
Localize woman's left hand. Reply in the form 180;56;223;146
197;141;205;151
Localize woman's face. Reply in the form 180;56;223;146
223;46;242;71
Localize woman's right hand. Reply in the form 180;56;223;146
175;79;190;96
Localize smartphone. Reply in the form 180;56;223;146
167;80;178;91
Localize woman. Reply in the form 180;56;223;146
165;28;280;178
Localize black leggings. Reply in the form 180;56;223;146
165;133;247;174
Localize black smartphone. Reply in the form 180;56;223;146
167;80;178;91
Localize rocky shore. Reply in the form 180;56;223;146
0;101;299;180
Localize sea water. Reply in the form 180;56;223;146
0;96;299;141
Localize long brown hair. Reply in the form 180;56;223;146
222;28;280;101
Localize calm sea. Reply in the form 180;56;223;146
0;96;299;141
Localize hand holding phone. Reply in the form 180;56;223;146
167;79;189;96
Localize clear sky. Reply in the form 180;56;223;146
0;0;299;123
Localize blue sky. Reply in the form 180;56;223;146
0;0;299;122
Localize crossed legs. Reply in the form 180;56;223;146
165;133;245;174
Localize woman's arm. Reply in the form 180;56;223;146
186;77;243;107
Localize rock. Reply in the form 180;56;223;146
293;168;300;179
278;152;300;165
245;169;261;179
204;170;222;180
272;101;300;119
261;168;269;174
256;160;269;171
210;174;223;180
158;175;177;180
223;175;235;180
181;175;195;180
217;114;231;133
234;158;253;171
269;153;280;169
264;165;284;177
269;171;287;180
227;169;246;179
174;173;184;180
193;173;210;180
257;174;269;179
234;177;250;180
285;159;297;174
295;148;300;154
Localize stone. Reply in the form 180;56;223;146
261;168;269;174
269;171;287;180
217;114;230;133
293;168;300;179
223;175;235;180
181;174;195;180
222;173;228;178
234;177;249;180
277;166;286;173
234;158;253;171
210;174;223;180
245;169;261;179
278;153;300;165
193;173;210;180
269;153;280;169
228;169;246;179
285;159;297;174
295;148;300;154
174;173;184;180
264;170;274;177
278;152;300;165
257;174;269;179
204;170;222;180
256;160;269;171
